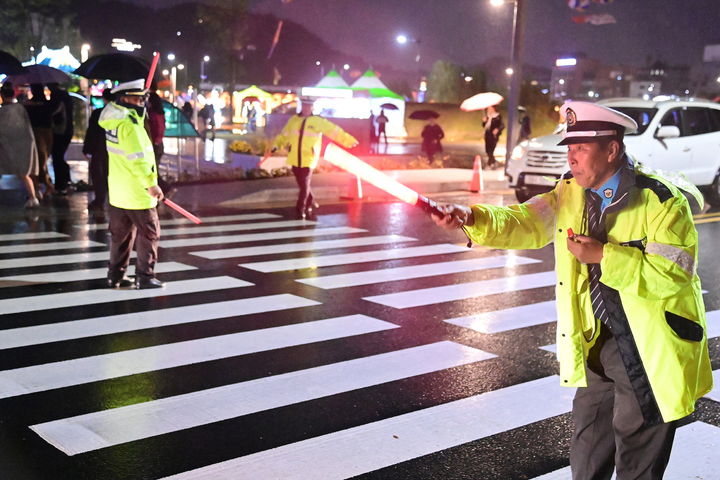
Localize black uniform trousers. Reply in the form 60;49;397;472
570;326;677;480
291;166;314;214
108;205;160;281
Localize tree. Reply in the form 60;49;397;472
0;0;80;60
196;0;249;86
427;60;462;103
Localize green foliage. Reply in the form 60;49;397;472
196;0;249;84
0;0;80;58
427;60;463;103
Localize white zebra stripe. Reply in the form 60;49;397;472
193;235;417;259
0;232;68;241
445;300;557;334
364;271;557;309
31;341;494;455
297;255;541;290
160;227;367;249
0;294;319;350
75;213;283;230
0;276;252;316
0;240;105;255
155;376;572;480
241;244;469;273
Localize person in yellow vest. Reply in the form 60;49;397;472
99;79;164;289
273;98;358;218
432;101;711;479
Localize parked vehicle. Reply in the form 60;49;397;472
506;97;720;206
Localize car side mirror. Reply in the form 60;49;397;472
656;125;680;139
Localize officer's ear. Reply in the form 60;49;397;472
607;139;621;163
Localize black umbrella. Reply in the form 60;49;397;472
409;109;440;120
380;103;399;110
0;50;25;75
5;64;71;85
73;53;151;82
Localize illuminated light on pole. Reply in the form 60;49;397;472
396;34;408;44
200;55;209;82
556;57;577;67
324;144;445;217
343;63;350;71
80;44;91;62
505;67;514;76
167;53;176;61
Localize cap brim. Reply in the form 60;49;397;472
557;136;608;146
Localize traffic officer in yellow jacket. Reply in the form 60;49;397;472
99;79;164;289
432;101;712;479
273;98;357;218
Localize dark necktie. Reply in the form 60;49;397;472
586;194;608;325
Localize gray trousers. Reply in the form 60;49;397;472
108;205;160;281
570;327;677;480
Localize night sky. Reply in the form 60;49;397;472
135;0;720;70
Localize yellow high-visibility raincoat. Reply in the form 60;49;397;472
99;102;158;210
463;158;712;424
274;114;357;169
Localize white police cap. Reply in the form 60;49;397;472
111;78;147;96
558;101;637;146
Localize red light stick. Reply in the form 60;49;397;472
145;51;159;90
163;198;202;224
324;144;444;217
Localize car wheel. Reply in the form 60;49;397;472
514;189;534;203
708;171;720;207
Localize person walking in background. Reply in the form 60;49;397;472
48;83;74;194
376;108;389;145
432;101;712;479
518;106;532;143
483;104;504;169
146;88;172;196
421;117;444;164
272;97;358;219
100;79;164;290
83;88;113;210
23;83;54;198
0;83;40;208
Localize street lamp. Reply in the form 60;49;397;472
396;34;421;63
491;0;526;175
200;55;210;83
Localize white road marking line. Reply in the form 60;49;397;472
155;376;572;480
297;255;541;290
364;271;557;309
31;341;492;456
161;220;318;237
193;235;417;259
0;262;195;287
0;240;105;254
0;252;128;270
0;293;318;350
75;213;283;230
445;300;556;334
241;244;469;273
532;422;720;480
0;232;68;241
160;227;367;249
0;276;252;316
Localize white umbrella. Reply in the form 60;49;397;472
460;92;504;112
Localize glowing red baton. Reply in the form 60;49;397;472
324;143;444;217
163;198;202;224
145;51;160;90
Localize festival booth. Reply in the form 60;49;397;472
232;85;273;127
350;69;406;138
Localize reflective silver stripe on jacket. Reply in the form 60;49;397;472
107;145;145;161
645;242;695;275
525;194;555;240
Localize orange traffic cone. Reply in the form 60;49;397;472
341;174;364;200
470;155;484;193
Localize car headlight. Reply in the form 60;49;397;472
511;143;527;162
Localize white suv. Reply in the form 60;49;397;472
506;98;720;206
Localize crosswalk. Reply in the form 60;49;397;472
0;208;717;479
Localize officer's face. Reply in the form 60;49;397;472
567;140;617;189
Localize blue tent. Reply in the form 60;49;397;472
162;100;200;138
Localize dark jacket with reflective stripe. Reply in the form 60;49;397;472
463;158;712;424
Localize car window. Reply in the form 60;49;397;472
610;107;656;135
659;108;684;135
707;108;720;132
681;107;712;136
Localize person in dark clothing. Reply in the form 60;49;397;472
83;89;113;210
483;105;504;169
48;83;74;193
146;90;172;195
376;109;389;144
23;84;55;198
518;106;532;143
421;118;444;163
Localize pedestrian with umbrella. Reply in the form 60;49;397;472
48;82;74;194
0;50;25;76
22;84;55;198
421;116;444;165
460;92;505;169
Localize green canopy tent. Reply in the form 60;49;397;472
162;99;200;138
